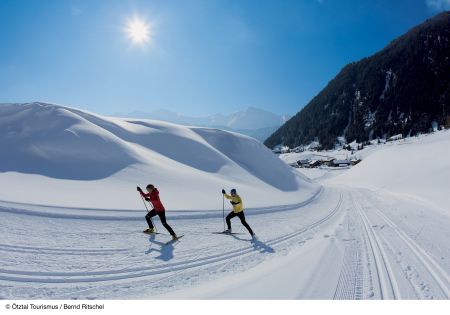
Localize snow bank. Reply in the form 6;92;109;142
0;103;138;180
0;102;318;211
330;130;450;213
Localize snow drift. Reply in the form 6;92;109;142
0;102;318;211
0;103;138;180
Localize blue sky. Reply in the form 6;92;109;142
0;0;449;116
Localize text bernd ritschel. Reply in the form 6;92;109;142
64;304;105;310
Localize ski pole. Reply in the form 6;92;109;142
139;192;157;233
222;193;225;231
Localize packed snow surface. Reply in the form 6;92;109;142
0;103;448;299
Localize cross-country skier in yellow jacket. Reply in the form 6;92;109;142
222;188;254;236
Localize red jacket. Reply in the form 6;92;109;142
140;188;165;212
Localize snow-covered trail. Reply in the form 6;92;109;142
161;185;449;300
333;187;449;300
0;186;339;299
0;183;448;299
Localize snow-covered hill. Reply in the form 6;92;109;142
328;130;450;213
280;129;450;213
0;102;317;211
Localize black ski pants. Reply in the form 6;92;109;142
226;211;254;235
145;209;176;236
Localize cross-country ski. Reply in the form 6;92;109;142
164;235;185;246
212;232;245;235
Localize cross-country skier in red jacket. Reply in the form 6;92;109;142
137;184;178;240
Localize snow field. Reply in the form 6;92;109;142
1;103;449;299
0;103;317;210
0;187;343;299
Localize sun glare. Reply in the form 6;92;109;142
125;17;151;45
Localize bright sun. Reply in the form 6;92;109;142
125;17;151;44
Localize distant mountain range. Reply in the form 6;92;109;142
113;107;291;142
265;11;450;150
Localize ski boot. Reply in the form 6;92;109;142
143;228;156;234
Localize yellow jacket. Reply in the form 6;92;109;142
224;194;244;213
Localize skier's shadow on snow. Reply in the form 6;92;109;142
145;234;175;261
230;234;275;254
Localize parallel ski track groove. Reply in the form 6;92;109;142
0;192;343;284
0;243;129;255
333;195;364;300
359;191;450;299
0;187;324;221
354;194;401;299
350;194;398;299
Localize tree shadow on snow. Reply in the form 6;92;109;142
230;234;275;254
145;234;175;261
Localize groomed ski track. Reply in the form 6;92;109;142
0;184;449;299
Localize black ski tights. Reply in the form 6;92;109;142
226;211;254;235
145;209;176;236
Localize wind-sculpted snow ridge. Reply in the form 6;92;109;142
0;102;318;210
192;128;299;191
0;103;138;180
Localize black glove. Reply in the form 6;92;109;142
137;186;142;192
222;189;226;194
145;198;150;202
